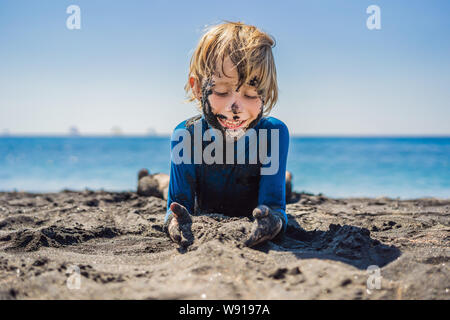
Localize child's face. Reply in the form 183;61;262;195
192;56;264;141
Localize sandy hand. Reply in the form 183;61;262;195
167;202;193;247
244;205;283;247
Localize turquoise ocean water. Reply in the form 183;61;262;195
0;136;449;199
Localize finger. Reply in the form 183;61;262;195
244;236;256;247
179;232;192;248
244;212;283;247
168;219;182;244
244;230;272;247
243;226;259;247
169;217;194;247
252;205;269;219
244;220;265;247
170;202;189;219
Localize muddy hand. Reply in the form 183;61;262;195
244;205;283;247
168;202;193;247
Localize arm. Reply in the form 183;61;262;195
164;122;197;229
257;119;289;233
244;119;290;247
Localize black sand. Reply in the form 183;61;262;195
0;191;448;299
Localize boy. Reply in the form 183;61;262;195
164;21;289;248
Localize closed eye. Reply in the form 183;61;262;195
214;91;258;99
214;91;228;96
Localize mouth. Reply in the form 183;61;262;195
217;117;247;130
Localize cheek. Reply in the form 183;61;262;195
207;95;263;118
207;95;228;113
246;99;263;119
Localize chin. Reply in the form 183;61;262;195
224;128;247;143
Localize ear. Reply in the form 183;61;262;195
189;76;202;100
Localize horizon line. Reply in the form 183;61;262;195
1;133;450;138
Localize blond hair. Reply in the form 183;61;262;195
185;21;278;116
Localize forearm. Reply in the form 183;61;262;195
165;120;196;226
257;120;290;236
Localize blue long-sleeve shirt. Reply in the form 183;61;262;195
165;114;290;232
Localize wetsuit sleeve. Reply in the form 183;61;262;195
258;120;290;233
164;122;196;227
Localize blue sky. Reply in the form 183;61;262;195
0;0;449;135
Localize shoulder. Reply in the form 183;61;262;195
258;116;289;136
172;114;203;134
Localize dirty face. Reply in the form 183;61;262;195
200;56;264;142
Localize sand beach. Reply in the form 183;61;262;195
0;190;448;299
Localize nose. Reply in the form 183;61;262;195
225;100;243;114
224;92;244;119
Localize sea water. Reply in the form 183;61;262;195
0;136;448;199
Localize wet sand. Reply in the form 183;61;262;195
0;190;448;299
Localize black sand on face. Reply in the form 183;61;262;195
0;191;448;299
